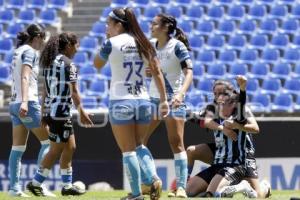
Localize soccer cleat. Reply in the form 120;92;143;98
220;186;236;197
241;180;258;198
176;187;187;198
41;185;56;197
120;194;144;200
61;185;86;196
8;189;31;197
141;183;151;195
150;179;162;200
26;181;47;197
167;190;176;197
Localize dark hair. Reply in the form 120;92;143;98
221;91;240;104
16;24;45;47
213;79;236;93
40;32;78;67
110;8;156;65
157;14;191;51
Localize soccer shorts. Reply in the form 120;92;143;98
150;97;186;119
9;101;41;129
43;115;74;143
245;158;259;178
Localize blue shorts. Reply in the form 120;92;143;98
109;99;152;125
9;101;41;129
151;97;186;119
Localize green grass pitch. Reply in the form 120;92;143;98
0;190;299;200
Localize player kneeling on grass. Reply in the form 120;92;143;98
26;32;93;196
186;90;262;198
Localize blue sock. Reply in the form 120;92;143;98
37;140;50;166
61;167;73;188
32;167;50;186
174;151;188;189
123;151;141;197
136;145;158;185
9;146;26;191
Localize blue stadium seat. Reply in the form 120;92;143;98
271;93;293;113
279;0;295;6
294;95;300;112
249;93;271;113
132;7;142;18
38;9;58;25
0;66;10;84
239;48;258;65
17;9;36;24
237;19;256;36
78;79;87;94
172;0;192;8
73;52;89;68
283;49;300;64
196;78;214;96
271;62;291;80
196;50;216;64
261;48;280;64
131;0;149;8
89;21;106;38
166;6;183;18
7;0;25;10
3;51;14;67
261;78;282;96
248;62;270;79
99;7;112;22
238;0;254;5
82;96;98;109
270;34;289;50
101;65;112;79
279;18;299;34
189;35;204;51
27;0;46;10
5;23;24;39
249;34;268;50
79;36;98;53
87;78;108;98
193;0;212;7
219;49;237;64
79;64;97;81
100;96;109;107
185;6;203;21
206;63;226;79
206;34;225;50
283;78;300;95
139;20;150;36
291;34;300;49
0;0;3;7
292;63;300;78
0;38;13;54
216;20;235;37
0;10;15;24
269;4;288;20
47;0;68;10
111;0;129;8
186;93;206;110
258;0;275;6
227;4;245;21
195;20;214;37
259;18;278;35
207;6;224;21
248;4;267;20
193;63;205;80
143;7;162;21
227;63;247;78
246;78;259;97
217;0;233;7
227;34;247;51
291;3;300;20
178;20;193;35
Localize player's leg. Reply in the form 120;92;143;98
186;143;214;178
165;115;187;198
246;178;271;198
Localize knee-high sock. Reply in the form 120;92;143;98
123;151;141;197
37;140;50;166
61;167;73;189
174;151;188;189
9;146;26;191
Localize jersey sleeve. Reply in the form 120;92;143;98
66;62;78;82
99;39;112;61
174;42;193;69
21;49;36;68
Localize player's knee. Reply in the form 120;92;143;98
187;145;196;157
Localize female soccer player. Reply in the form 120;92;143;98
141;14;193;198
8;24;54;197
26;32;93;196
94;8;169;200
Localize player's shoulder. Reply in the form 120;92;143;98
19;44;35;54
59;55;73;67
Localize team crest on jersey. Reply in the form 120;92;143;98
63;130;70;139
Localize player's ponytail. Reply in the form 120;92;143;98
175;27;191;51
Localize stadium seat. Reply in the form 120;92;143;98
249;34;268;50
294;95;300;112
269;4;288;20
101;65;112;79
206;6;224;21
271;62;291;80
227;4;245;21
99;7;112;22
0;66;10;84
195;20;214;37
178;20;194;35
100;96;109;107
279;0;295;6
5;23;24;39
270;34;289;50
196;78;214;96
3;51;14;67
292;63;300;78
78;79;87;94
151;0;170;7
237;19;256;36
196;50;216;64
73;52;89;68
82;96;98;109
206;63;226;79
216;20;236;37
217;0;233;7
89;21;106;38
27;0;46;10
227;63;247;78
206;34;225;50
239;48;258;65
79;36;98;53
248;62;270;79
139;20;150;36
79;65;97;81
261;78;282;96
186;93;206;110
166;6;183;18
193;63;205;80
185;6;203;21
218;49;237;64
258;0;275;6
172;0;192;8
87;78;108;98
271;93;293;113
249;93;271;113
283;49;300;64
47;0;68;10
193;0;212;8
38;9;59;25
259;18;278;35
283;78;300;95
6;0;25;10
0;38;13;54
131;0;149;8
291;3;300;20
110;0;129;8
248;4;267;20
261;48;280;64
291;34;300;49
0;0;3;7
227;34;247;51
18;9;36;24
246;78;259;97
279;18;299;34
143;7;162;21
189;35;204;51
0;10;15;25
